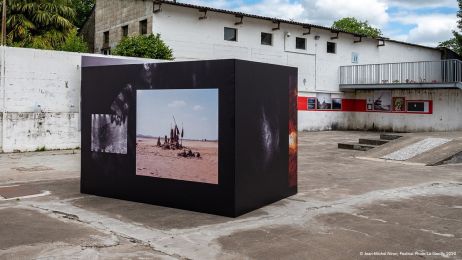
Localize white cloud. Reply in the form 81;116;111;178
302;0;389;27
239;0;305;20
183;0;388;26
391;14;457;46
183;0;237;9
193;105;203;111
168;100;187;108
384;0;457;9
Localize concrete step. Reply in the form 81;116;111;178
380;134;403;141
359;139;389;146
338;143;377;151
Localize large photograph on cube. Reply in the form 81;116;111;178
136;89;219;184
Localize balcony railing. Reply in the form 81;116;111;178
339;59;462;86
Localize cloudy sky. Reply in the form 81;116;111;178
182;0;459;47
137;89;219;141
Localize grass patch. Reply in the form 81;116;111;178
35;146;46;152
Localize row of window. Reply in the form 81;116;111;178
102;23;337;54
224;27;337;53
102;19;148;54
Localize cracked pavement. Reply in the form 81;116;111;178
0;131;461;259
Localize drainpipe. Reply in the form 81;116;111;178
1;0;6;46
1;46;5;152
314;36;318;91
1;0;6;152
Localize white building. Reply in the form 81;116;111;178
93;0;462;132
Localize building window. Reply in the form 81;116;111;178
122;25;128;38
224;27;237;41
139;19;148;35
101;48;111;55
327;42;336;53
103;31;109;46
261;32;272;46
296;37;306;50
351;52;359;63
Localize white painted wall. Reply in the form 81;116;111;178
298;112;350;132
298;89;462;132
153;4;442;95
0;47;158;153
0;47;82;152
347;89;462;132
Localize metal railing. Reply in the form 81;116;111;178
339;59;462;85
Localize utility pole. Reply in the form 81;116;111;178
1;0;6;46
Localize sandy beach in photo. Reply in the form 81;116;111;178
136;138;218;184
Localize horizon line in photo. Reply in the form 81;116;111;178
137;89;219;141
137;135;218;142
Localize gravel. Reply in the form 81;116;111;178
382;138;451;161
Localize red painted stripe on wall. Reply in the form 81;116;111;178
298;96;308;111
298;97;432;114
342;99;367;112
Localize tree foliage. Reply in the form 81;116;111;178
332;17;382;38
438;0;462;55
112;34;174;60
56;28;88;52
439;34;462;55
70;0;94;29
2;0;77;49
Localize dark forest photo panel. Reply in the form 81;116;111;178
91;114;128;154
136;89;219;184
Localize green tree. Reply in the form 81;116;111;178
332;17;382;38
439;35;462;55
438;0;462;55
70;0;95;29
2;0;76;49
112;34;174;60
57;28;88;52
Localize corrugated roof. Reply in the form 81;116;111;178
157;0;439;51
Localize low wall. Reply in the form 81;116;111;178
0;47;157;153
298;111;349;131
348;89;462;132
298;89;462;132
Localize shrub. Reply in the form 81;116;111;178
57;29;89;53
112;34;174;60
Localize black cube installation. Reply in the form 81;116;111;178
81;58;298;217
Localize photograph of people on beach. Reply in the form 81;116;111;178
136;89;219;184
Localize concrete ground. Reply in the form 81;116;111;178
0;131;461;260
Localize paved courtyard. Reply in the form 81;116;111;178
0;131;461;259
